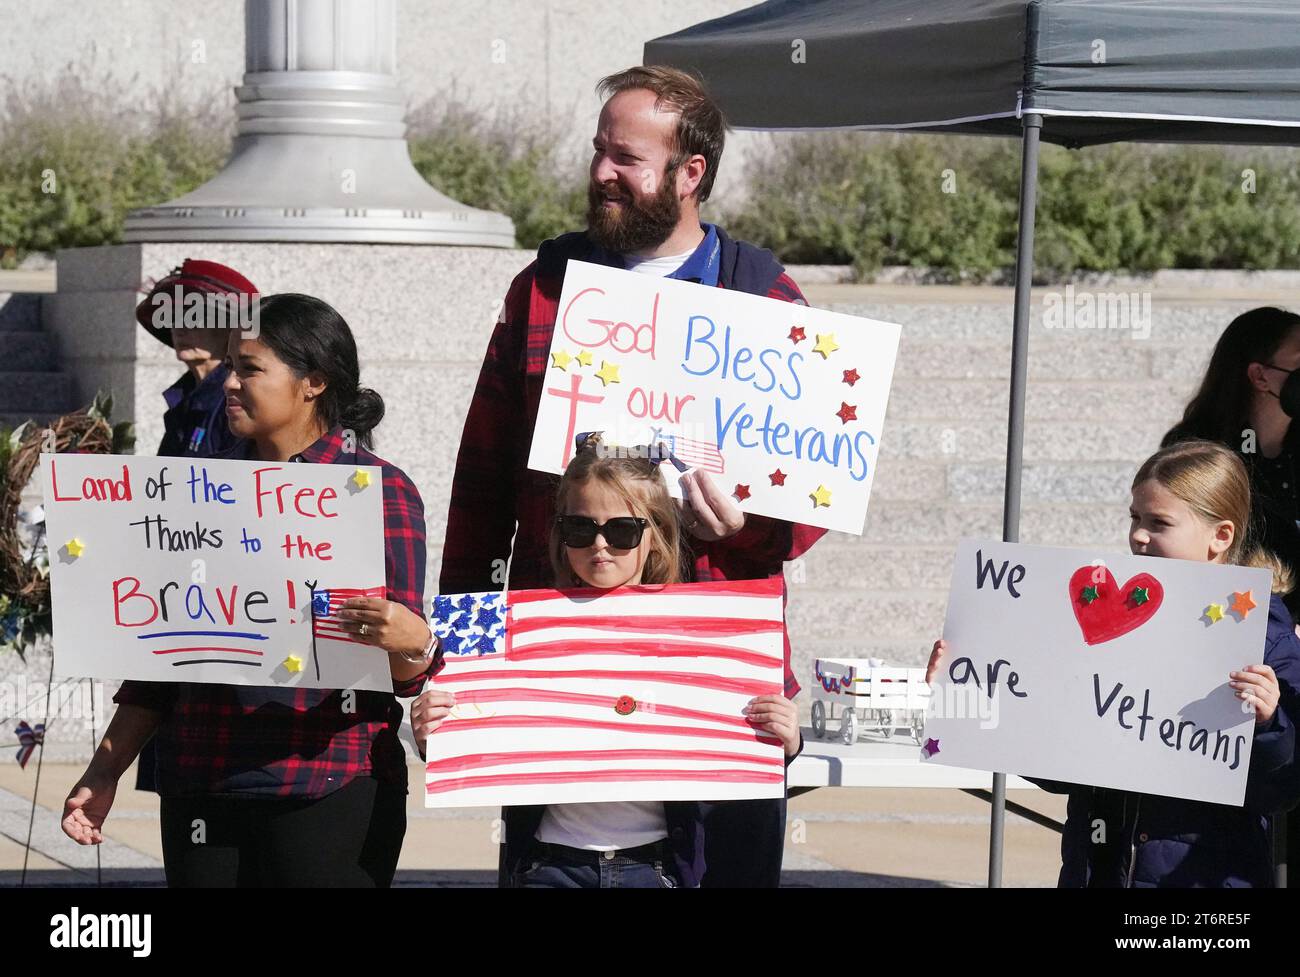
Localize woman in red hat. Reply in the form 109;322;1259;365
132;260;260;795
136;259;259;459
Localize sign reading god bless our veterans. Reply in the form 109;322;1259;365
526;261;901;535
924;539;1272;806
41;453;391;691
424;578;787;807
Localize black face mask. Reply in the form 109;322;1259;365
1264;363;1300;419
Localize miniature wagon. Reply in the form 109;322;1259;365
810;658;931;745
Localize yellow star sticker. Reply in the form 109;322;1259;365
550;349;573;371
65;537;85;558
812;333;840;359
282;654;303;674
575;350;594;367
810;484;833;508
352;468;371;489
595;360;622;386
1204;603;1224;623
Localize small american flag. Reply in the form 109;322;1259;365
648;428;726;474
311;586;385;646
425;577;786;807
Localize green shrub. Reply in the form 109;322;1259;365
726;132;1300;281
5;74;1300;279
406;97;586;249
0;70;231;267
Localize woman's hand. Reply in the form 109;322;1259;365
61;770;118;846
678;470;745;542
745;694;801;756
337;597;432;658
1231;663;1281;726
926;639;947;685
411;688;457;757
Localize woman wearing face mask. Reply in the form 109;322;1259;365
1163;307;1300;620
1162;306;1300;881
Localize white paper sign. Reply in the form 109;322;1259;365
924;538;1271;806
526;260;901;535
41;453;392;691
424;578;786;807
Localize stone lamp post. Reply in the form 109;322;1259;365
124;0;515;246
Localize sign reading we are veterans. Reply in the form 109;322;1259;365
526;261;901;535
40;453;391;691
924;539;1272;806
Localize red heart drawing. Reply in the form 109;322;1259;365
1068;565;1164;646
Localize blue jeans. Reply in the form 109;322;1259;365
513;842;678;888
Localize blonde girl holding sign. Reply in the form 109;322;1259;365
929;440;1300;887
413;432;802;888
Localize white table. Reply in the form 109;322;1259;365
789;726;1039;790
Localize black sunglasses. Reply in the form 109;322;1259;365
556;514;648;549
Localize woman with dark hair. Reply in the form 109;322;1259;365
1163;306;1300;618
61;294;436;887
1162;305;1300;883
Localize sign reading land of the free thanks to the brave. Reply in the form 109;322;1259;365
41;453;392;691
526;261;901;535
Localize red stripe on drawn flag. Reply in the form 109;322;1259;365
425;578;786;807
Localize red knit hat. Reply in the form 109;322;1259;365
135;259;259;347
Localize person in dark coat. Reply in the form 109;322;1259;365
1161;306;1300;882
130;259;258;792
1043;589;1299;888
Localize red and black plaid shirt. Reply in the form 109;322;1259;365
114;426;433;798
439;228;826;698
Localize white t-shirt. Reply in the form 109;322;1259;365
534;244;695;852
622;246;695;276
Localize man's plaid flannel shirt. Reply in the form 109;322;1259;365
439;225;826;698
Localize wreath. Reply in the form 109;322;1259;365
0;393;133;658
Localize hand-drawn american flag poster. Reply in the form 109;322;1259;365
425;577;787;807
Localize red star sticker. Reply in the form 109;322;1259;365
842;368;860;386
769;469;787;486
835;402;858;425
733;483;751;502
788;326;806;344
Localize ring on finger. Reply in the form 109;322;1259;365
359;623;369;636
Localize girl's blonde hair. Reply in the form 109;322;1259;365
548;433;686;588
1133;439;1294;593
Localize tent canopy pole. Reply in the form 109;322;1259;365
990;110;1044;889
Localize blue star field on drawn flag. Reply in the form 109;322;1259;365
431;592;506;657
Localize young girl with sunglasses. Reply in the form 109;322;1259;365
928;440;1300;887
413;433;802;887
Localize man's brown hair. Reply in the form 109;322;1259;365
596;65;727;203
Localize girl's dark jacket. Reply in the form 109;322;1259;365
1037;593;1300;888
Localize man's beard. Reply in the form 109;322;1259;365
586;169;682;254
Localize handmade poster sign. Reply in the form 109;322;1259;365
526;260;901;535
924;538;1272;806
40;453;391;691
424;577;786;807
